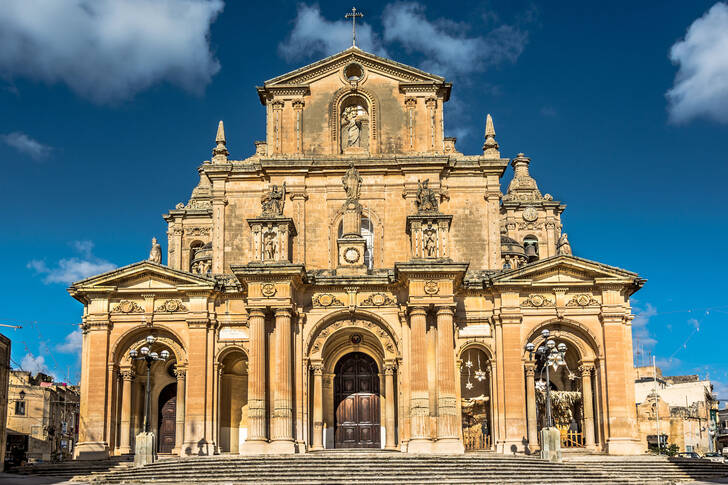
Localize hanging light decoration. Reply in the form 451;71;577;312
474;353;486;382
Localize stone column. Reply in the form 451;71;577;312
310;363;324;450
271;308;294;453
408;307;431;452
241;308;267;453
171;368;186;455
580;364;596;448
435;306;463;452
525;364;538;450
118;369;134;454
384;363;397;449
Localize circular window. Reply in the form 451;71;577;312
344;63;364;82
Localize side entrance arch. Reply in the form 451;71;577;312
334;352;381;448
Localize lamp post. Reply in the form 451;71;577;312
525;328;569;462
128;335;168;466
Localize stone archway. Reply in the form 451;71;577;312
307;312;398;451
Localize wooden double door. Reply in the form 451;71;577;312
334;352;381;448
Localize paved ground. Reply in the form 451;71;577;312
0;474;87;485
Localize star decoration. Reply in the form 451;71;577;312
475;370;486;382
465;360;473;368
465;381;473;390
567;371;577;381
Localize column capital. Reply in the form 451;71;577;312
384;363;397;375
247;307;267;318
120;369;135;381
310;361;324;375
174;368;186;379
524;363;536;377
579;363;595;376
274;307;293;318
408;306;427;317
435;305;455;317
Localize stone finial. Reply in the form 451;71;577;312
148;237;162;264
557;233;572;256
503;153;543;203
212;120;229;162
482;114;500;158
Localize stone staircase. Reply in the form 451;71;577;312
7;455;133;480
80;453;728;484
7;453;728;484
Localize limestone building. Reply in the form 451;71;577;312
6;371;80;463
69;46;645;459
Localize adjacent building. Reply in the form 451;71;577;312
69;46;645;459
635;366;718;453
6;371;80;464
0;334;10;471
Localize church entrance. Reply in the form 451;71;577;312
334;352;380;448
157;383;176;453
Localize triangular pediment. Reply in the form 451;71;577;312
264;47;445;87
491;255;643;287
69;261;216;292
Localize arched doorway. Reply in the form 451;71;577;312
460;347;492;450
334;352;380;448
218;349;248;453
157;383;177;453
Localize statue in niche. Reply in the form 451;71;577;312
415;179;439;213
342;163;362;202
263;231;277;260
423;228;437;257
557;233;572;255
261;182;286;217
148;237;162;264
340;105;368;152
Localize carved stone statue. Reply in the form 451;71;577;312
148;237;162;264
261;182;286;217
263;231;277;260
340;105;367;152
415;179;439;213
557;233;572;255
342;163;362;202
423;228;437;257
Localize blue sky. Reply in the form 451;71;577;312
1;1;727;401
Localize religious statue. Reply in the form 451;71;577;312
423;228;437;257
340;105;367;152
557;233;572;255
148;237;162;264
342;163;362;202
263;231;277;260
261;182;286;217
415;179;439;213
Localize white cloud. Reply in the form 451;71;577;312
56;330;83;354
28;240;115;285
382;3;527;77
0;0;224;104
666;2;728;123
1;132;52;160
21;353;49;376
632;303;658;360
279;4;387;61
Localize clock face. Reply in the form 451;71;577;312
523;207;538;222
344;248;360;263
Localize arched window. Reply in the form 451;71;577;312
523;235;539;263
338;216;374;269
189;241;204;272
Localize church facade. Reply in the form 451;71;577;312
70;47;645;459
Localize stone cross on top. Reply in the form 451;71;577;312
345;7;364;47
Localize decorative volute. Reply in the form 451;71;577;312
503;153;543;203
212;120;229;163
482;114;500;158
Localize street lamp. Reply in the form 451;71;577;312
525;329;569;428
128;335;169;433
18;390;25;401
